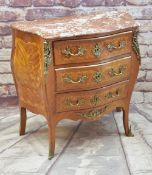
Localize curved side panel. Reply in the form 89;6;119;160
11;30;46;116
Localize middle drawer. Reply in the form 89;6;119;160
55;56;131;92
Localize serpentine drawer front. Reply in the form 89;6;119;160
54;31;132;65
11;11;140;159
56;56;131;92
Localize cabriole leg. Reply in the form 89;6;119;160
123;106;134;137
48;120;56;160
19;107;27;136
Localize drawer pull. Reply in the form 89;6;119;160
62;47;86;58
93;71;103;83
106;89;120;99
119;40;126;48
90;95;101;106
80;106;108;118
65;98;84;107
109;65;125;77
64;74;88;84
107;40;126;52
92;43;103;58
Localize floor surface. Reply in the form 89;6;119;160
0;104;152;175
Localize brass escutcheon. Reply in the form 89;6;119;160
90;95;101;106
92;43;103;58
93;71;103;83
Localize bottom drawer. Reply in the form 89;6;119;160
56;81;128;112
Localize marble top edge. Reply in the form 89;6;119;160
11;11;139;39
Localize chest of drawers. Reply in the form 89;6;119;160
11;11;140;159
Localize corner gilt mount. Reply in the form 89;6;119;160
132;30;141;65
44;40;52;76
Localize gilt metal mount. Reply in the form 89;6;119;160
127;125;134;137
80;106;108;118
132;30;141;65
92;43;103;58
65;98;85;107
44;40;52;76
109;65;126;77
93;71;103;83
62;47;86;58
90;95;101;106
64;74;88;84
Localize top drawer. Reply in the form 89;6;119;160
53;31;132;66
